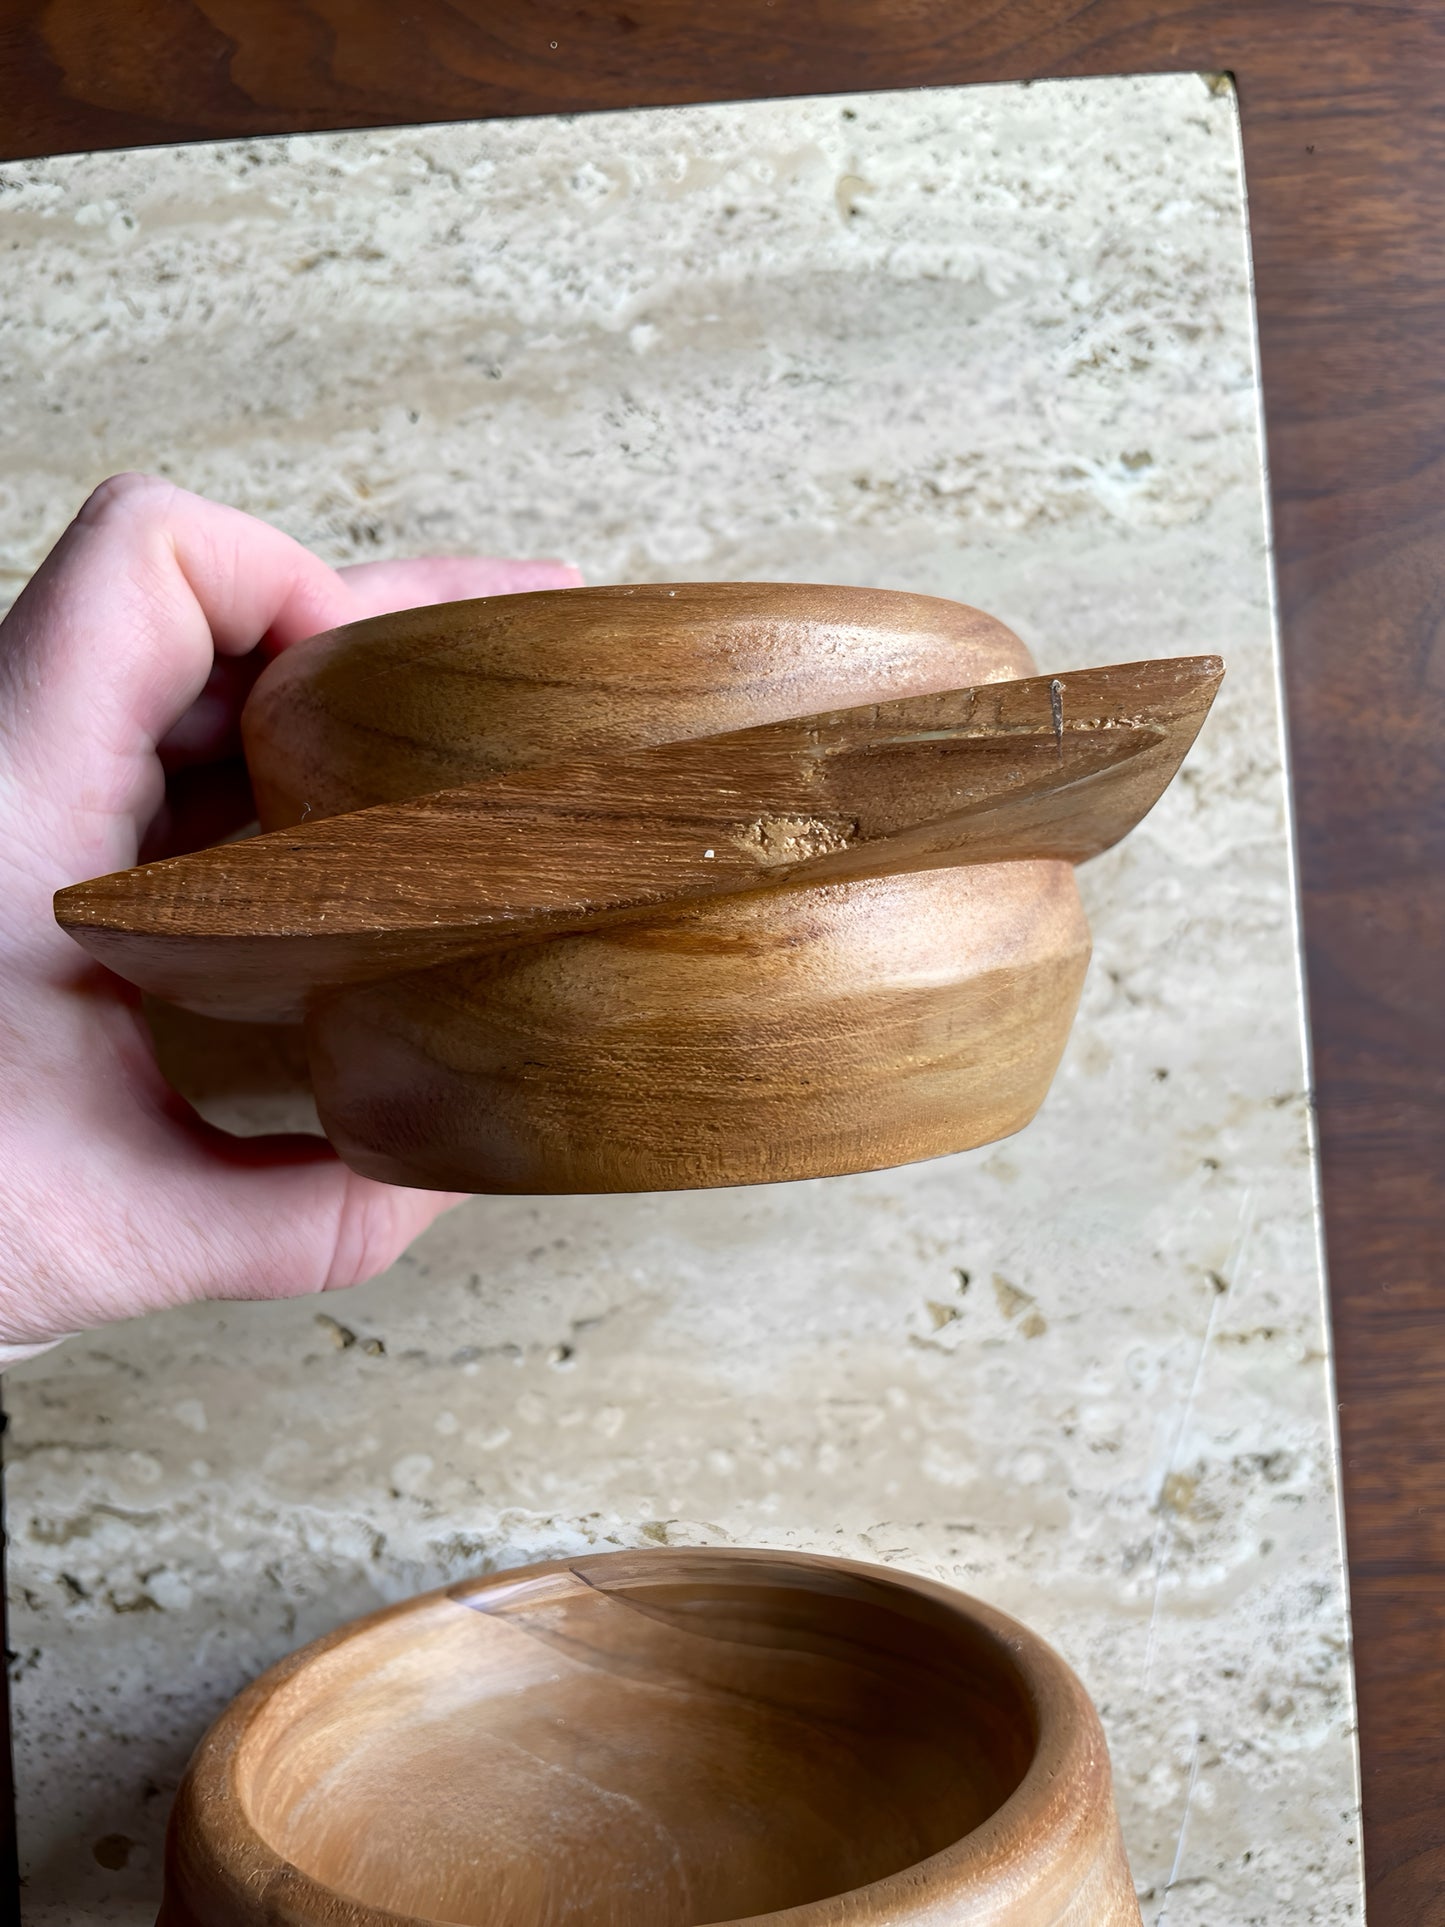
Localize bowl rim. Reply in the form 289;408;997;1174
162;1545;1120;1927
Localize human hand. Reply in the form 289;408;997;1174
0;474;580;1362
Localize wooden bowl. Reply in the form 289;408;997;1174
241;583;1092;1193
157;1548;1141;1927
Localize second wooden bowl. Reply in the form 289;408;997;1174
157;1547;1141;1927
241;583;1091;1193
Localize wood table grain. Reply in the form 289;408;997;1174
2;3;1441;1918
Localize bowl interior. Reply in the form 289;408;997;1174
236;1556;1038;1927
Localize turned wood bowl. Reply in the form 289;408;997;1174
56;582;1220;1193
156;1547;1142;1927
244;583;1087;1194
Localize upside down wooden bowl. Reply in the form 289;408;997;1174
157;1548;1141;1927
241;583;1091;1193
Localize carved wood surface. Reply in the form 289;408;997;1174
2;1;1443;1912
58;593;1223;1194
157;1547;1142;1927
55;618;1219;1022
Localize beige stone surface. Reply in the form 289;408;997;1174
0;76;1360;1924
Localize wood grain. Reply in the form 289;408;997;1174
156;1547;1141;1927
54;644;1221;1022
241;582;1042;827
78;586;1206;1193
3;0;1442;1909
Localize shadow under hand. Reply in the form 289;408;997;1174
144;999;322;1139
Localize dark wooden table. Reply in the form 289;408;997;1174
3;2;1442;1917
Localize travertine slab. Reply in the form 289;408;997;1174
0;76;1360;1925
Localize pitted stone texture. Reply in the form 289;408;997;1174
0;75;1359;1926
